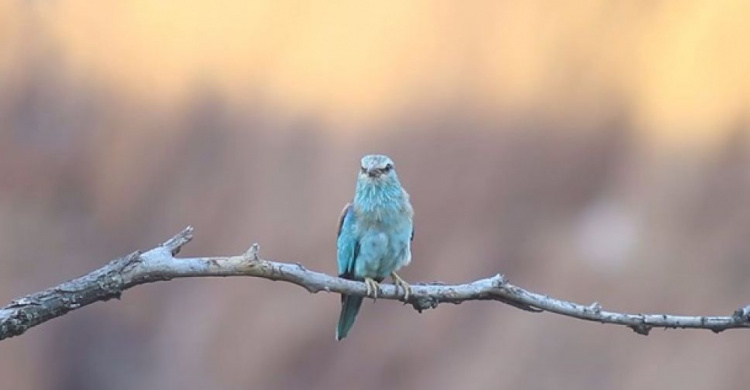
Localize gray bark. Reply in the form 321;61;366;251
1;227;749;341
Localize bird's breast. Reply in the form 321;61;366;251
353;200;412;224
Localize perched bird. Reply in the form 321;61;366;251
336;154;414;340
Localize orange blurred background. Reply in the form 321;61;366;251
1;1;750;389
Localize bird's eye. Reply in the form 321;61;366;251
360;167;366;174
384;163;393;172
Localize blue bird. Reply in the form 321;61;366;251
336;154;414;340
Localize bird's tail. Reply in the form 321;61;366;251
336;294;364;341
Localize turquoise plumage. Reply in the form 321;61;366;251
336;154;414;340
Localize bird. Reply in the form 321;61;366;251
335;154;414;340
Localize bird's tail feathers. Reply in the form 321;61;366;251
336;294;364;341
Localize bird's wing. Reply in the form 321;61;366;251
337;203;359;277
337;203;352;238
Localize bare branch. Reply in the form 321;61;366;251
1;228;749;341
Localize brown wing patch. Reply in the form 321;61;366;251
337;203;353;237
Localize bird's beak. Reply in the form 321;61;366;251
366;168;381;178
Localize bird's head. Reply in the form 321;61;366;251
358;154;398;184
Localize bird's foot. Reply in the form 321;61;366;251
364;277;381;300
390;272;412;301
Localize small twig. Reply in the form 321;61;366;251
1;227;749;341
243;243;260;261
161;226;194;255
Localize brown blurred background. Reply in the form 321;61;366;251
2;1;750;389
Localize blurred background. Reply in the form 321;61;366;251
2;1;750;389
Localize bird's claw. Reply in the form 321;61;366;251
391;272;412;301
364;278;381;300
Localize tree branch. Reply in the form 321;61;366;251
2;227;749;341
